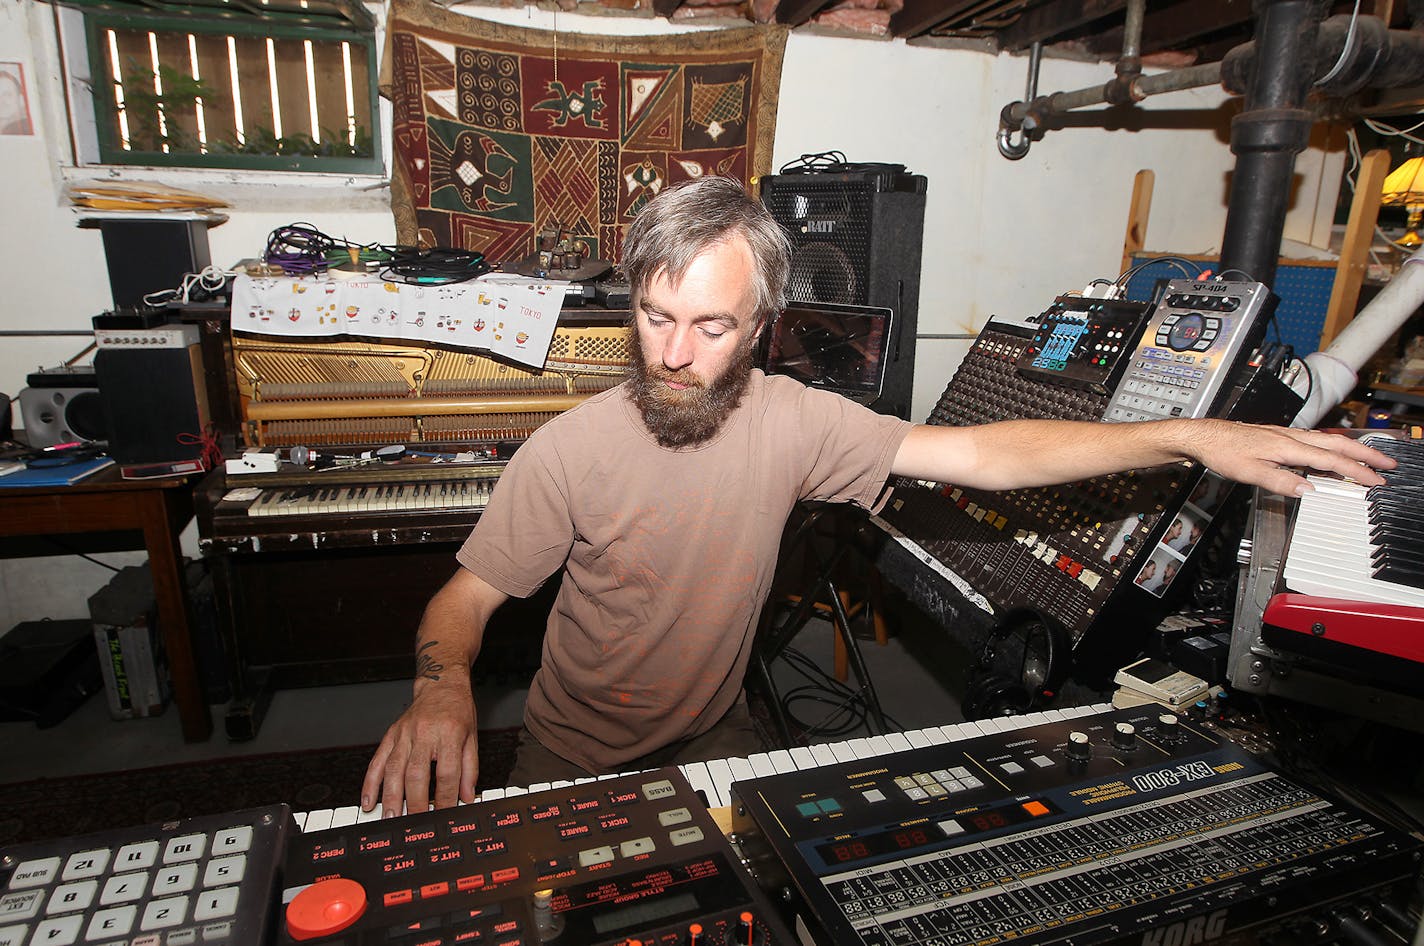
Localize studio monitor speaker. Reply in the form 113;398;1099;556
18;367;106;447
760;166;927;420
99;219;212;310
94;324;211;475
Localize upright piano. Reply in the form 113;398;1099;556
196;310;630;738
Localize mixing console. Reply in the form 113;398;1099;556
730;707;1422;946
882;321;1187;664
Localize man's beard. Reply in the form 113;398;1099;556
627;329;755;448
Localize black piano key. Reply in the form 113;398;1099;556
1374;561;1424;591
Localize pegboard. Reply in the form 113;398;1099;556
1124;255;1337;356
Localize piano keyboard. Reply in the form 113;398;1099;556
292;704;1111;831
1284;436;1424;608
239;478;497;518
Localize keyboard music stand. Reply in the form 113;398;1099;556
749;502;889;746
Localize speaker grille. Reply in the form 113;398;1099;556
761;177;878;305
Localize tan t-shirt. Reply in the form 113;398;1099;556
457;370;912;772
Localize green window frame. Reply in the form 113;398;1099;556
75;2;382;174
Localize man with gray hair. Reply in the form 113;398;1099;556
364;176;1392;817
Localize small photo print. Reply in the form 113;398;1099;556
1160;508;1206;557
0;62;34;136
1134;547;1184;599
1186;471;1230;516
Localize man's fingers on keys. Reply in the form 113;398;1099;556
433;749;462;809
360;738;393;812
403;754;433;817
461;735;479;805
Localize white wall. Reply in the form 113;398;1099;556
0;0;1344;630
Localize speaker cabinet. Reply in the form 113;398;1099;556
761;167;927;420
94;324;211;474
18;368;106;447
99;219;212;310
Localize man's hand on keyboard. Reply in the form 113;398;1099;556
1186;421;1395;497
361;679;478;817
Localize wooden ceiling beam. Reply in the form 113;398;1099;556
889;0;995;40
1086;0;1252;58
773;0;838;26
995;0;1125;52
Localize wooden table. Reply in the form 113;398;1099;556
0;467;212;741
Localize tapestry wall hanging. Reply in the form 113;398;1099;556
382;0;788;265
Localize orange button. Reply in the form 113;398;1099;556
456;874;486;892
1022;800;1050;817
286;877;368;941
420;882;450;899
491;867;520;884
383;889;413;908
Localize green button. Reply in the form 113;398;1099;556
818;799;843;813
795;802;821;817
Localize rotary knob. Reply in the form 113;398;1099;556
1112;722;1137;750
1066;730;1091;762
1158;713;1182;743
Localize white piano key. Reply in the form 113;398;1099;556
726;757;755;787
789;746;818;770
548;780;575;791
809;743;839;768
525;782;552;795
704;759;734;808
291;811;307;831
356;806;383;824
303;809;333;833
503;786;528;797
864;735;895;757
883;732;913;753
678;761;718;808
903;729;932;749
329;806;360;828
828;740;858;763
845;737;875;760
920;726;952;745
767;749;797;774
477;787;506;802
747;753;777;779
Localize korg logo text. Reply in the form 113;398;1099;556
804;220;835;234
1141;910;1228;946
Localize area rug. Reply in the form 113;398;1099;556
382;0;787;261
0;728;520;846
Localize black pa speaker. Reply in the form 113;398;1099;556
18;367;106;447
93;324;211;475
761;166;927;420
99;219;211;309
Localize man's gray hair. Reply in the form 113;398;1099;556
621;176;793;324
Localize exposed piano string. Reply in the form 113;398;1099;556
292;704;1112;831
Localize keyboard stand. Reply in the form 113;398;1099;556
750;503;889;745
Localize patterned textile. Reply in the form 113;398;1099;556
382;0;787;263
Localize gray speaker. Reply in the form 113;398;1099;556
18;368;106;447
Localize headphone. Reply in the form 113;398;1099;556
961;609;1068;720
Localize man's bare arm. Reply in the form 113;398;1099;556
891;418;1393;495
361;567;509;816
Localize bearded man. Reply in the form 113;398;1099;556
363;177;1392;816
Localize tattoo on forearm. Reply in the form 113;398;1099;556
416;640;445;681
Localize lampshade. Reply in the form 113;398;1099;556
1381;156;1424;247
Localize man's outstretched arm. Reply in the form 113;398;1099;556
891;418;1394;495
361;567;509;817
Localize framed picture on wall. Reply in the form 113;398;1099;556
0;62;34;136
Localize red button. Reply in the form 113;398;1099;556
286;877;368;941
383;889;413;908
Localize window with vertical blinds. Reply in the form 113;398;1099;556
77;6;381;173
